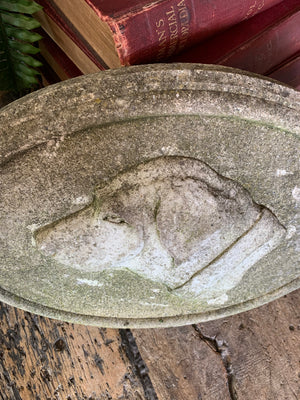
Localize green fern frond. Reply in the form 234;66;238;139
0;0;43;91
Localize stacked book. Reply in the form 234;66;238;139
35;0;299;90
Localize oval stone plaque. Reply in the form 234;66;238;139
0;64;299;328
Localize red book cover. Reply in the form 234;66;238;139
36;0;283;67
36;1;108;69
172;0;300;75
268;52;300;90
39;33;83;80
86;0;283;65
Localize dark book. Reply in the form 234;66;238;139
172;0;300;76
35;0;282;69
268;52;300;90
39;31;83;81
34;9;103;74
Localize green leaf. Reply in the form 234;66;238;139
12;51;42;67
8;38;40;54
15;68;39;86
1;11;41;30
16;61;40;76
0;15;15;90
0;0;43;92
0;0;42;14
5;25;42;42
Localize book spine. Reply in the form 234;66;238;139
36;0;107;70
87;0;283;65
172;0;300;75
268;53;300;90
39;33;83;80
220;11;300;75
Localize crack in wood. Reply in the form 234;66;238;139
192;324;238;400
119;329;158;400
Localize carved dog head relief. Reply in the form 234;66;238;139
1;63;299;328
35;157;286;299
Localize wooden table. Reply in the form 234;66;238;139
0;289;299;400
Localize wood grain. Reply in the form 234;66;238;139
198;290;300;400
133;290;300;400
0;289;299;399
132;325;231;400
0;304;146;399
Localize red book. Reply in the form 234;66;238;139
39;32;83;81
35;1;107;70
172;0;300;75
268;52;300;90
34;8;103;74
35;0;283;68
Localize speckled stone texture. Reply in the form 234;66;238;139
0;64;299;327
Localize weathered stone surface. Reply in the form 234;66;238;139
0;64;299;327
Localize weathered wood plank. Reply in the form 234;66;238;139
133;289;300;400
0;287;299;400
0;303;146;400
132;325;231;400
198;289;300;400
